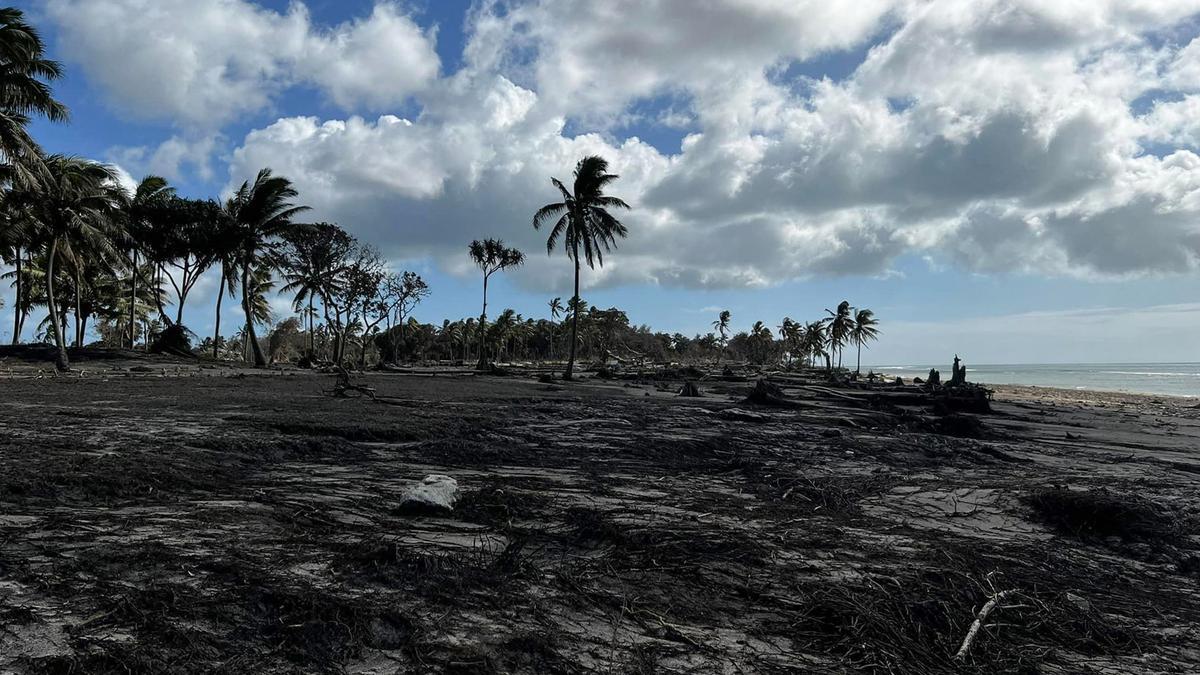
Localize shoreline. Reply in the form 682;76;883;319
991;383;1198;407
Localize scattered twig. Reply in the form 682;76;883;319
954;588;1017;661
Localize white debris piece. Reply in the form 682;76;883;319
399;475;460;511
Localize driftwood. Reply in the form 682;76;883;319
953;588;1017;661
330;366;377;399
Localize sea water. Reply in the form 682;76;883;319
870;363;1200;398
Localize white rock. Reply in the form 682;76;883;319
399;474;460;511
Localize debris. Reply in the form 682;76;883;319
398;475;460;513
744;379;802;408
678;381;702;397
953;588;1017;661
720;408;772;423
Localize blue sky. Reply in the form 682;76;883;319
7;0;1200;364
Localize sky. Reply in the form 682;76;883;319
6;0;1200;364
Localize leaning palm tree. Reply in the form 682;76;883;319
533;155;630;380
469;238;524;369
226;169;309;367
21;155;122;369
712;310;731;365
850;308;881;375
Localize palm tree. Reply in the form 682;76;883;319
779;317;800;367
0;196;37;343
0;8;68;182
712;310;731;365
533;155;630;380
802;321;827;368
547;296;563;360
209;205;242;359
823;300;853;371
226;169;309;367
21;155;122;369
122;175;174;347
280;223;351;361
850;308;881;375
469;238;524;369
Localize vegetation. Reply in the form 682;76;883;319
468;238;524;370
0;8;882;374
533;155;630;380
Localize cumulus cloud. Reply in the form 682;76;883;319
47;0;1200;290
44;0;440;127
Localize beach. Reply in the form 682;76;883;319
0;358;1197;673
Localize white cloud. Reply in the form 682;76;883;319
44;0;440;127
49;0;1200;289
109;135;221;184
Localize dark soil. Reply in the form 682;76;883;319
0;364;1198;673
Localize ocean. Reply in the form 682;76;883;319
871;362;1200;398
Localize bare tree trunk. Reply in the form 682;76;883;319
74;269;83;348
476;273;489;370
128;249;137;349
564;257;581;380
242;262;266;367
45;238;69;370
213;266;225;359
176;258;189;326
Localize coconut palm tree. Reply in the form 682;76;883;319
469;238;524;369
280;223;352;361
239;261;276;362
802;321;827;368
225;168;309;367
0;7;68;183
208;203;243;359
533;156;630;380
0;195;37;343
547;296;563;360
122;176;173;347
712;310;731;365
823;300;854;371
778;317;800;367
850;308;881;375
21;155;122;369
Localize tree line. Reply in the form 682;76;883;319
0;7;881;376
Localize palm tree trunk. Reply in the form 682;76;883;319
242;262;266;367
45;238;68;371
128;249;137;349
307;295;315;360
565;257;581;380
856;342;862;376
11;246;21;345
213;266;225;359
73;269;83;348
476;273;489;370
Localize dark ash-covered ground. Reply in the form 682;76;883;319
1;364;1198;673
